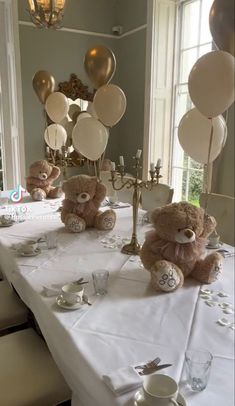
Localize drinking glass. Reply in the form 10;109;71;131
185;349;213;391
92;270;109;295
45;231;58;249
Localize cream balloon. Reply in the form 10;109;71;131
178;108;227;164
76;112;91;122
45;92;69;123
188;51;235;118
72;117;109;161
93;84;127;127
44;124;67;150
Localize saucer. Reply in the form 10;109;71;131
17;247;41;257
134;388;187;406
206;242;222;249
56;294;88;310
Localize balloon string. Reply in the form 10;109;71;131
204;120;214;214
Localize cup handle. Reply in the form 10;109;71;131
75;296;82;303
170;398;179;406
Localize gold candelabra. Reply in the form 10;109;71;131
110;154;162;255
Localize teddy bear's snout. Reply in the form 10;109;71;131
175;228;196;244
38;173;48;180
77;192;90;203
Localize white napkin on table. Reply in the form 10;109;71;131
103;365;142;396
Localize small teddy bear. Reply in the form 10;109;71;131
26;160;63;201
140;202;223;293
61;174;116;233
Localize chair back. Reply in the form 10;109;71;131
200;193;235;246
0;240;17;286
141;184;174;212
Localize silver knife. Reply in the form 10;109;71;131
138;363;172;376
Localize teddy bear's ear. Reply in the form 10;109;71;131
150;207;162;224
62;180;68;194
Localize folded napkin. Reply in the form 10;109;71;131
103;366;142;396
42;286;60;297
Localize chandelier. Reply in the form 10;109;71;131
27;0;67;29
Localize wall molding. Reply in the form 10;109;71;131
19;20;147;39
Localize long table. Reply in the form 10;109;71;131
0;197;234;406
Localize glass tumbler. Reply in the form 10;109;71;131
92;270;109;295
185;349;213;392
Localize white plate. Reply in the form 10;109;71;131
56;294;88;310
17;248;41;257
134;388;187;406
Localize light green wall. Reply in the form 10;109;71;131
114;0;147;32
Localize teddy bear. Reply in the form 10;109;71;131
140;201;223;293
61;174;116;233
26;160;63;201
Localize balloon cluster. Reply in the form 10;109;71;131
32;46;127;162
178;0;235;165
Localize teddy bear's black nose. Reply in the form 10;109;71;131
185;229;194;239
81;193;87;199
42;174;47;179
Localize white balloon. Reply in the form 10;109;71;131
72;117;109;161
93;84;127;127
44;124;67;150
188;50;235;117
45;92;69;123
87;102;98;119
76;112;91;123
178;108;227;164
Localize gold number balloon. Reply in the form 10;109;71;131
32;70;55;104
84;46;116;89
209;0;235;57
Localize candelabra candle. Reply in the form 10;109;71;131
110;155;162;255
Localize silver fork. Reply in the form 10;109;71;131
134;357;161;371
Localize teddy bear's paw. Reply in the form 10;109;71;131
95;210;116;231
65;214;86;233
31;188;46;201
204;252;223;283
151;261;184;292
48;187;63;199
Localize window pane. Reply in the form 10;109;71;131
182;0;200;49
199;43;212;58
180;48;198;83
0;171;3;191
200;0;214;44
188;169;204;206
172;129;184;167
175;84;192;126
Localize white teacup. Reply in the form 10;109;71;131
143;374;179;406
208;234;220;248
20;240;38;254
0;215;14;225
61;283;84;305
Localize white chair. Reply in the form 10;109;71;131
200;193;235;246
100;171;117;201
0;241;28;331
0;328;71;405
100;172;134;204
141;183;174;217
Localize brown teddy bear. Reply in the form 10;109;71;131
140;202;223;293
26;160;63;201
61;174;116;233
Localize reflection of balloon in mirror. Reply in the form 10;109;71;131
45;92;69;123
188;51;235;118
72;117;109;161
68;103;81;122
87;102;98;119
64;121;75;138
44;124;67;151
178;108;227;164
32;70;55;104
76;112;91;123
209;0;235;56
59;115;70;127
84;45;116;89
93;84;127;127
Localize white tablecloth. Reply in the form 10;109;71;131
0;199;234;406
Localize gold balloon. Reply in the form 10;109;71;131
209;0;235;57
84;45;116;89
32;70;55;104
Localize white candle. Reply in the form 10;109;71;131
156;158;162;168
136;149;142;159
150;162;155;171
119;156;124;166
111;161;116;171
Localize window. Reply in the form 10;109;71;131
145;0;214;205
0;0;25;191
171;0;214;205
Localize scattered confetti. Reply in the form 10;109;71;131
223;308;234;315
205;300;217;307
218;292;229;298
217;318;230;326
